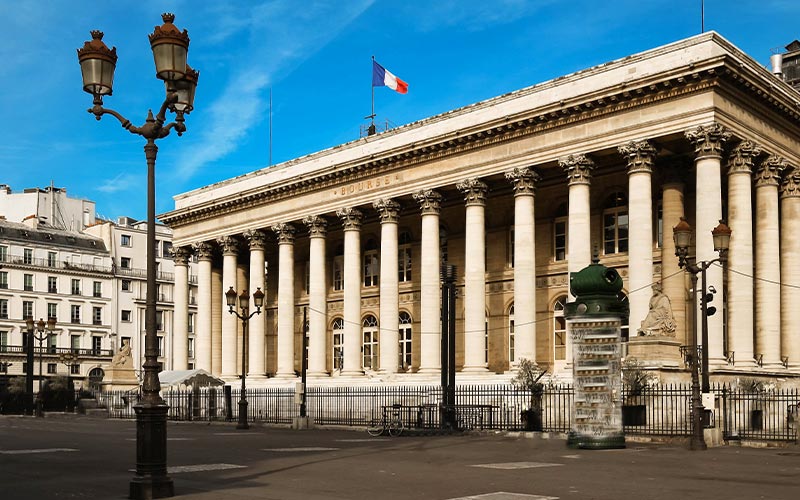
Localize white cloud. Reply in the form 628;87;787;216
175;0;375;179
96;172;142;193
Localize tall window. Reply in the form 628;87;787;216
24;274;33;291
48;334;57;354
188;337;195;359
363;239;379;287
120;257;131;269
23;300;33;319
399;311;412;369
93;307;102;325
121;310;131;322
156;311;164;331
0;271;7;289
188;313;195;333
47;251;57;267
553;296;567;361
93;281;102;298
71;335;81;352
398;231;413;283
509;304;515;363
332;245;344;291
0;299;8;319
0;331;8;352
332;318;344;370
603;192;628;255
163;241;173;258
47;303;57;321
121;234;131;247
0;245;7;262
71;279;81;295
91;336;102;355
71;305;81;324
656;201;663;248
157;336;164;357
48;276;57;293
362;315;379;369
121;280;131;292
23;248;33;264
554;218;568;261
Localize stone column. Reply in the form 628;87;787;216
619;140;656;333
661;166;687;346
236;262;248;374
303;216;328;377
726;141;761;367
244;229;267;378
504;167;540;365
171;246;191;371
218;235;240;378
193;242;213;372
211;264;223;376
755;155;785;369
413;189;443;373
780;169;800;370
272;223;297;378
685;123;730;367
457;178;489;372
374;199;401;374
337;207;363;376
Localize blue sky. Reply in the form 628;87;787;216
1;0;799;221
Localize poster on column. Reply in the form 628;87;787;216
569;318;624;449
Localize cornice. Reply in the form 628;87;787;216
161;53;800;229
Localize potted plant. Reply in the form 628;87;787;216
511;358;547;431
621;357;656;426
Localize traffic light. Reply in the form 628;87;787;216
703;286;717;316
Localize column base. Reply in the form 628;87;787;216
307;371;330;378
339;370;364;377
460;366;489;373
274;372;298;379
416;367;441;375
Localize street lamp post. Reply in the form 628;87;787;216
24;318;56;417
59;351;79;412
225;287;265;430
77;13;198;499
673;217;731;451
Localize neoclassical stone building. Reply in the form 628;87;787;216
160;32;800;384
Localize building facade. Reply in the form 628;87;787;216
160;33;800;385
0;217;114;386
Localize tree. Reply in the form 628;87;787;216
511;358;547;431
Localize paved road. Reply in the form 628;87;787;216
1;415;798;500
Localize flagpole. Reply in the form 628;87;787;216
369;56;376;135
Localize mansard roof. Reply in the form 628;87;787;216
0;219;108;253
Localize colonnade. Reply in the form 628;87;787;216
167;123;800;379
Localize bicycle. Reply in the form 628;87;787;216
367;404;404;437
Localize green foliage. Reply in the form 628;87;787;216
511;358;547;409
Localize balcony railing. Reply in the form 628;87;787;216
0;254;113;274
0;345;114;357
115;267;175;281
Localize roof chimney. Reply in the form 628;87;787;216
771;53;784;79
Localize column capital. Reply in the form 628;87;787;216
756;155;787;187
618;139;656;175
169;246;192;266
504;167;540;195
216;235;240;255
373;198;401;223
243;228;268;250
192;241;214;261
412;189;443;214
456;178;488;206
558;154;594;185
303;215;328;237
336;207;363;230
272;222;296;244
685;123;731;159
781;168;800;198
727;140;763;176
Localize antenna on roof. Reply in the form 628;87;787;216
269;87;273;166
701;0;705;33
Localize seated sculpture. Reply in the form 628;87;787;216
111;339;133;368
637;283;676;337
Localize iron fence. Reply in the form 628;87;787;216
76;383;800;442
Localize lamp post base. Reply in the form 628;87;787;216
130;403;174;499
236;400;249;430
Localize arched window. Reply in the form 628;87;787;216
88;367;105;391
553;295;567;361
332;318;344;370
332;244;344;291
603;192;628;255
508;304;515;363
399;311;412;369
362;315;379;369
363;239;379;287
398;231;413;283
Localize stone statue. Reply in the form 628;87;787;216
637;283;676;337
111;339;133;368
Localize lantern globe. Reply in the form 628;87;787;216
77;30;117;95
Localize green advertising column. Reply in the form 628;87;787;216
565;257;629;449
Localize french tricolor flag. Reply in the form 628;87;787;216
372;60;408;94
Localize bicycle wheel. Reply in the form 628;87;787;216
388;419;404;437
367;419;384;437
